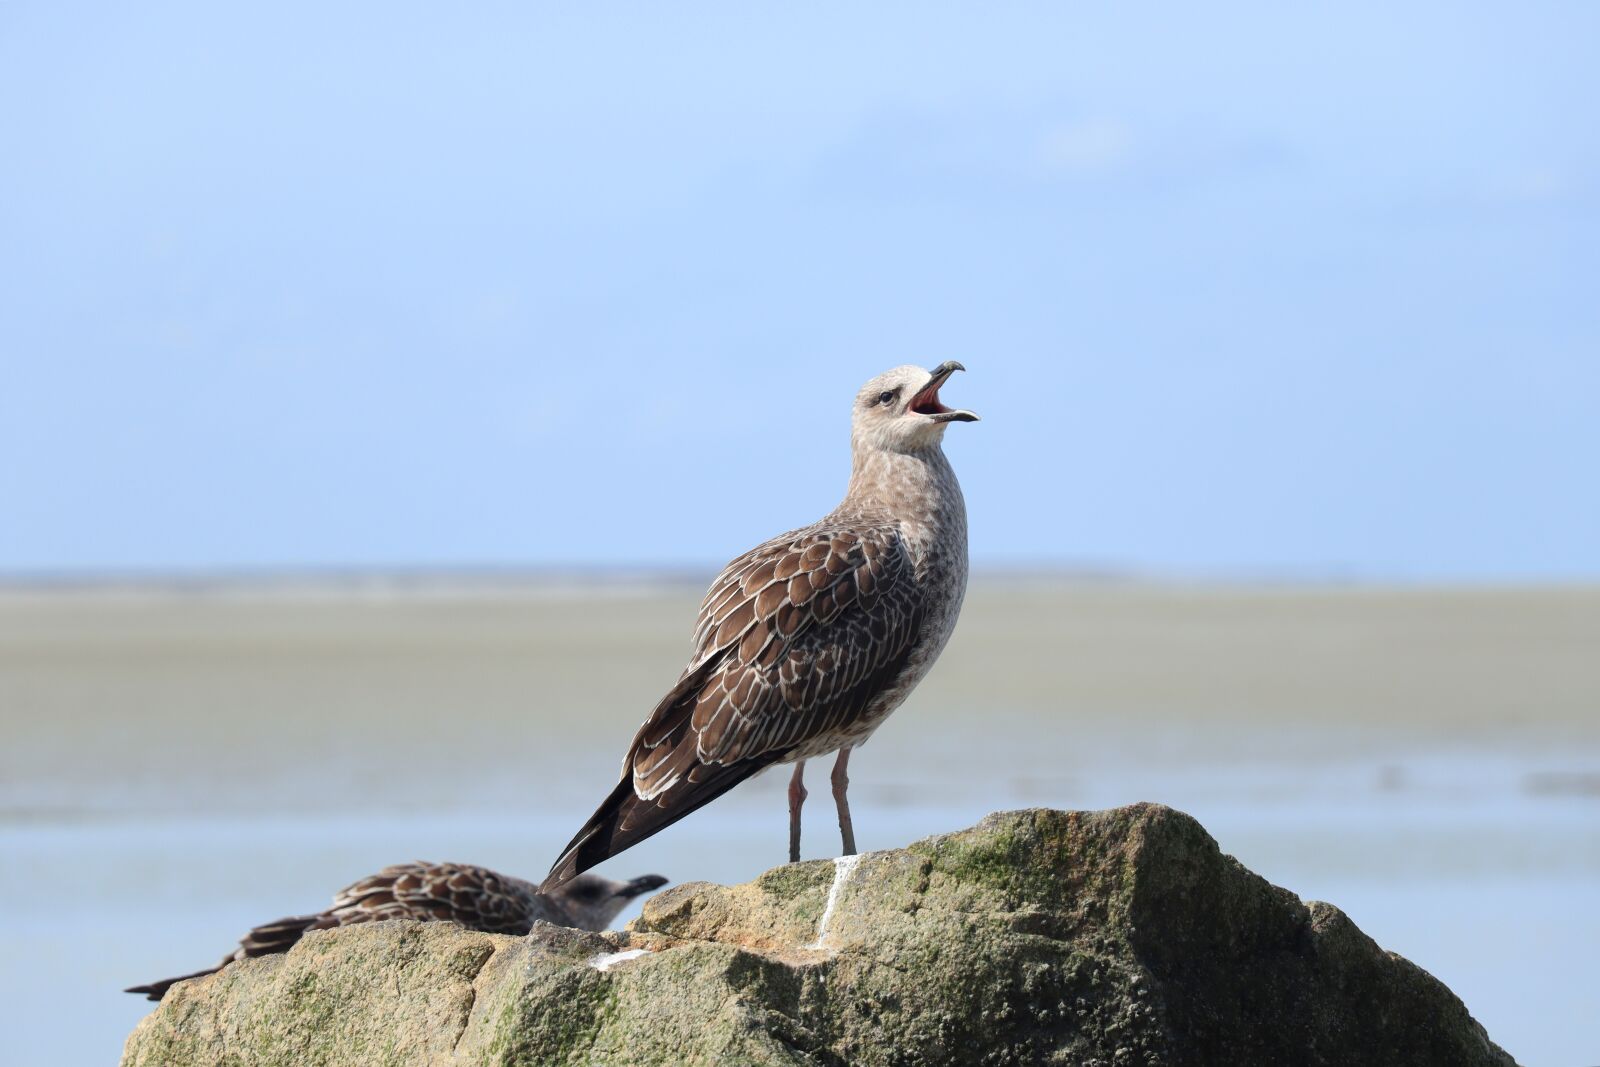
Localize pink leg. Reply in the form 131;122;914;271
831;748;856;856
787;760;808;863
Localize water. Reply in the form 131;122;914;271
1;581;1597;1065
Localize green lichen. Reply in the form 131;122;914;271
755;860;835;903
483;963;616;1067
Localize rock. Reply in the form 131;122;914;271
121;804;1518;1066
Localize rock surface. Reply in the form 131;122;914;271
122;804;1518;1066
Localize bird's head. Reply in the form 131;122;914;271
851;362;978;455
550;872;669;931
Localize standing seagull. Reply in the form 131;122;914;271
544;362;977;889
125;863;668;1002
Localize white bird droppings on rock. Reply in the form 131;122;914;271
587;947;650;972
806;853;862;951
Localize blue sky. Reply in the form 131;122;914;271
1;3;1595;579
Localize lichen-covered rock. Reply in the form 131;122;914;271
121;804;1518;1066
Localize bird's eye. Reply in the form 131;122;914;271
877;390;896;405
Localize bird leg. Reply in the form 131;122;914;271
831;747;856;856
787;760;808;863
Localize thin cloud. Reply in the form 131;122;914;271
1035;117;1134;177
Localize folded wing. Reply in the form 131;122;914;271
543;521;923;888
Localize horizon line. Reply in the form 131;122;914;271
0;562;1594;594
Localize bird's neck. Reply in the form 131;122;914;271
840;445;965;555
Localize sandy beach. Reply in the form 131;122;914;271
2;578;1596;1064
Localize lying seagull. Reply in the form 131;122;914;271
126;863;668;1001
544;362;976;889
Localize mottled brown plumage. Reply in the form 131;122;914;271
544;363;977;888
125;863;667;1002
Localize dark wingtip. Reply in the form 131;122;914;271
542;775;640;893
544;748;762;895
538;867;572;895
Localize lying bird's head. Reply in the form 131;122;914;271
549;872;669;931
852;362;979;454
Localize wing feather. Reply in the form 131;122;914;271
323;861;538;934
544;520;924;888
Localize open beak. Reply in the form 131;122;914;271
616;874;669;899
908;361;979;423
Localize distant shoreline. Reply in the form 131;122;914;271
1;566;1593;597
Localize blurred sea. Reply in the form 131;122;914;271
2;579;1597;1066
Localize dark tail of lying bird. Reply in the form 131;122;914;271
124;966;223;1003
125;913;321;1001
541;762;760;892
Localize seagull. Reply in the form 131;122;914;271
543;362;977;889
125;863;668;1002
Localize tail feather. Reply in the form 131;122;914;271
237;914;321;957
542;761;760;892
124;967;222;1002
126;913;321;1002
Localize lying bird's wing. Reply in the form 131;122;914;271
125;862;549;1001
324;861;552;933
